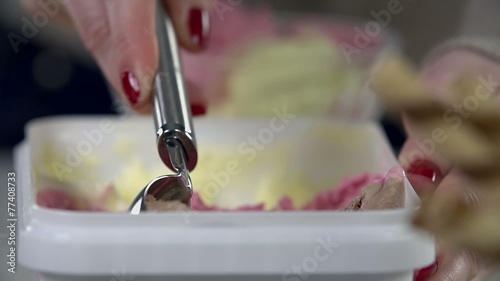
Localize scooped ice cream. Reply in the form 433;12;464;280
145;195;191;212
344;167;406;211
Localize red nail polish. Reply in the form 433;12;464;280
188;8;209;48
406;159;442;183
414;261;438;281
191;103;206;116
121;71;140;106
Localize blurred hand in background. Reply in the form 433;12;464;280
22;0;211;114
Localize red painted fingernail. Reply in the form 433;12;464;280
191;103;206;116
406;159;443;183
188;8;210;48
121;71;140;106
414;261;438;281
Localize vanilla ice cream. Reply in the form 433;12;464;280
208;32;365;117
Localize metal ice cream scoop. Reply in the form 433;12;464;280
129;139;193;214
129;0;197;214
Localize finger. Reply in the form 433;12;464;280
419;50;500;106
448;74;500;122
412;53;500;172
413;173;482;239
415;239;481;281
426;243;478;281
414;239;440;281
413;175;475;237
434;172;482;207
104;0;159;113
371;56;450;195
414;260;438;281
412;117;499;172
398;115;452;196
447;197;500;261
395;59;500;195
64;0;157;113
370;55;431;110
398;138;449;197
164;0;211;51
186;80;207;115
412;174;500;261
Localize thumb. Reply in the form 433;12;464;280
64;0;211;114
164;0;212;51
398;126;451;197
415;240;480;281
64;0;157;113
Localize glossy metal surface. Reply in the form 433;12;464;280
153;0;198;172
130;1;197;214
129;139;192;214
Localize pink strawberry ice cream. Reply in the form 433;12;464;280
302;173;384;211
37;189;80;211
36;169;406;212
37;184;113;212
181;5;391;108
181;6;277;105
187;173;383;211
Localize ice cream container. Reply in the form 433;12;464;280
181;8;400;120
14;116;434;281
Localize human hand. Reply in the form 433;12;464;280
345;166;490;281
22;0;211;113
396;49;500;199
371;52;500;280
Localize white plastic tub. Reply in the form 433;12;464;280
14;116;434;281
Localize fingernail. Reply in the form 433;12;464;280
387;166;405;179
406;159;442;183
414;261;438;281
121;71;140;106
188;8;210;48
191;103;206;116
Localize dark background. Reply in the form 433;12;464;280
0;24;117;147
